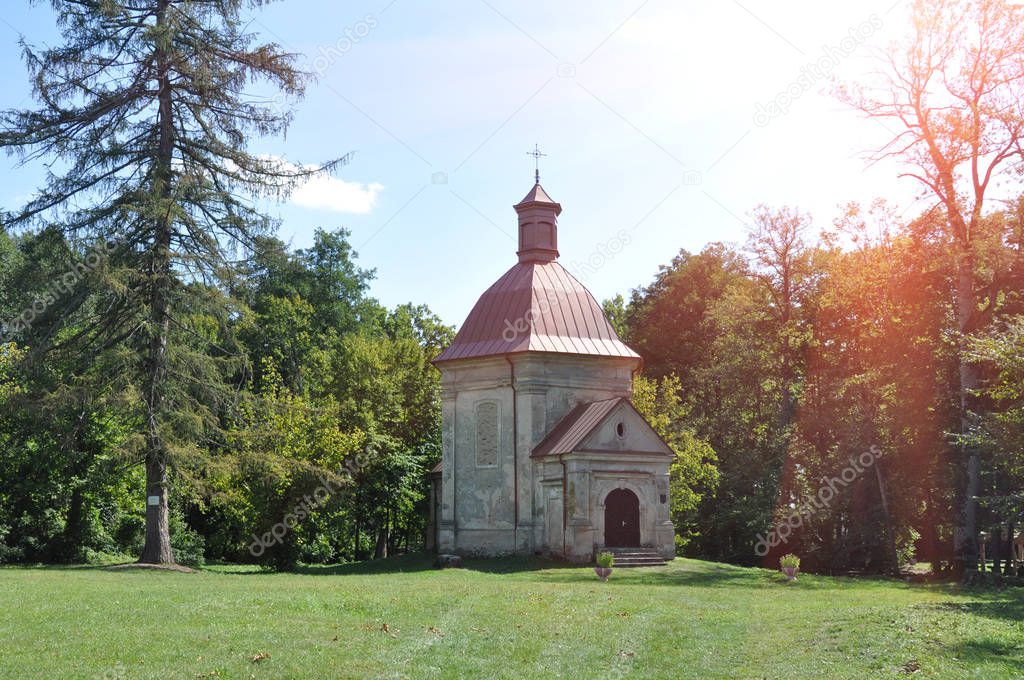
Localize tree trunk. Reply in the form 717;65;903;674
873;460;901;577
992;525;1003;579
1008;522;1018;578
61;483;85;563
374;517;389;560
956;243;980;579
139;0;175;565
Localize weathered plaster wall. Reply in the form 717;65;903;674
437;352;674;560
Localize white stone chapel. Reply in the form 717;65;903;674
428;178;675;562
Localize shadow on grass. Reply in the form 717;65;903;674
1;562;150;573
532;560;940;591
199;553;575;577
532;562;781;588
916;595;1024;625
945;638;1024;673
294;553;437;575
289;553;580;576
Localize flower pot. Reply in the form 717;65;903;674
594;566;613;582
781;566;799;581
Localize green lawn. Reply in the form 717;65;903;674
2;556;1022;679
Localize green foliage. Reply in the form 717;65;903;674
0;343;24;403
0;0;350;564
619;197;1001;573
170;511;206;568
896;526;922;569
632;374;719;554
969;316;1024;523
0;524;22;564
0;225;449;568
601;294;629;339
779;553;800;569
596;551;614;568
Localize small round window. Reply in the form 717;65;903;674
615;422;626;438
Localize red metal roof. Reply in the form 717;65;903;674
433;261;640;364
517;183;558;207
531;397;675;459
531;398;625;458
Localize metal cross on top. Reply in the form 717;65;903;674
526;144;546;184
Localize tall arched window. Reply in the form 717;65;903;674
475;401;499;467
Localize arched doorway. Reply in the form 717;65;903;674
604;488;640;547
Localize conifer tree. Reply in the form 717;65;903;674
0;0;341;563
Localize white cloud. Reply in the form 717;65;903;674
291;174;383;214
264;155;383;214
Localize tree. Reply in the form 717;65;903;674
969;316;1024;543
626;244;749;384
632;374;719;552
0;0;342;563
626;243;780;563
745;205;815;430
602;294;629;340
838;0;1024;575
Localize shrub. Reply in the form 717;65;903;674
170;513;206;568
779;553;800;570
82;548;136;566
596;551;615;568
0;524;24;564
895;526;921;568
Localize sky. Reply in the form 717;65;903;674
0;0;928;327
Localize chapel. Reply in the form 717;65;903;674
427;178;675;562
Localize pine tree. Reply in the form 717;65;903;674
0;0;343;563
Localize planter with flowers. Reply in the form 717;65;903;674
594;552;614;581
780;553;800;581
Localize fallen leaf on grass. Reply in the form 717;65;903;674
900;659;920;674
427;626;445;637
617;650;635;659
251;652;271;664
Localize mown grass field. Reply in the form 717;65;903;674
2;556;1022;679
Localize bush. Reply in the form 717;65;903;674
81;548;136;566
112;513;145;556
0;524;24;564
779;553;800;570
674;533;690;556
170;513;206;568
895;526;921;568
596;551;615;568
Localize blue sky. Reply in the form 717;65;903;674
0;0;922;326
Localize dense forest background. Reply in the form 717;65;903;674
616;201;1024;574
0;0;1022;576
0;227;453;569
2;199;1022;573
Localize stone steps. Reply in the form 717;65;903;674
604;547;667;568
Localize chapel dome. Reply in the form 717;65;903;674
434;182;640;365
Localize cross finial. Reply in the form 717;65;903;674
526;144;546;184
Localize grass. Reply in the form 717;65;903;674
2;555;1022;679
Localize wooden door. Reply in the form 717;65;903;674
604;488;640;547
